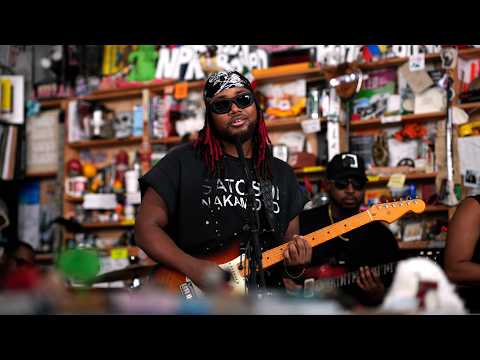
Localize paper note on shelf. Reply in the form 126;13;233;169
387;174;406;189
83;193;117;210
409;53;425;72
111;247;129;260
301;118;321;134
380;115;401;124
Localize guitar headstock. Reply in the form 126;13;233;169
368;199;426;223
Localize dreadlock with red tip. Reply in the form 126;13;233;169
194;71;273;181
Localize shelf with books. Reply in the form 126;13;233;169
349;112;446;130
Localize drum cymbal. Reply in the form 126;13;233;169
92;265;156;283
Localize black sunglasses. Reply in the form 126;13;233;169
333;178;366;191
210;92;254;114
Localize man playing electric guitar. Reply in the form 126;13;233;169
135;71;312;296
287;153;400;307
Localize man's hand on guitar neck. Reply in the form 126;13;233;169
283;235;312;267
356;266;385;303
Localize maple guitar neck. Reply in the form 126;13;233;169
261;210;373;270
260;199;425;270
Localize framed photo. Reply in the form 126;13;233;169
465;169;480;188
403;221;424;242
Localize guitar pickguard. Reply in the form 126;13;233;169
178;257;246;300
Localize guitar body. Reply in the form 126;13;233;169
150;240;246;298
304;264;348;279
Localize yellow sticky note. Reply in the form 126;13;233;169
121;219;135;226
378;45;388;53
111;247;128;260
302;166;326;173
387;174;406;189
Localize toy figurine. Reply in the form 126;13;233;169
67;159;83;177
127;45;158;82
113;150;130;191
90;109;105;138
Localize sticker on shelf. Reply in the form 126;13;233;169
174;82;189;100
409;53;425;72
82;193;117;210
302;166;326;173
301;118;321;134
387;173;406;189
126;191;141;205
111;247;129;260
380;115;401;124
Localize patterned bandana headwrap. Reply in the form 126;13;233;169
203;71;254;103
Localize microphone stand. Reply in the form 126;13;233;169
234;137;266;298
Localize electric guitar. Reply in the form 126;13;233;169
151;199;425;299
305;262;397;292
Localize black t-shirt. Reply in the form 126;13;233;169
299;204;400;306
139;143;307;256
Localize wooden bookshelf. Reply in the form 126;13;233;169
253;62;322;83
457;102;480;111
350;112;446;130
25;171;57;179
398;240;446;250
424;205;450;213
79;80;176;101
64;195;83;203
150;136;182;145
68;136;143;149
35;253;55;262
458;47;480;60
83;222;135;229
265;116;326;131
38;98;66;109
367;172;438;184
